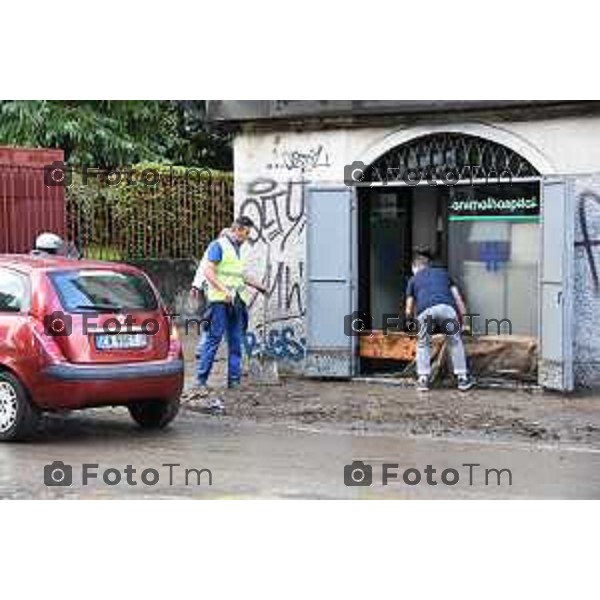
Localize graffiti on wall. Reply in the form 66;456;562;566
243;326;306;361
240;176;308;360
240;177;307;253
253;259;304;317
576;190;600;294
266;143;331;172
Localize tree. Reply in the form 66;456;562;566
0;100;232;169
168;101;233;171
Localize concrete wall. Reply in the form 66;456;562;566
234;115;600;383
574;176;600;388
129;258;198;317
234;138;311;368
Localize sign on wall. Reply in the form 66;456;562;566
447;183;541;221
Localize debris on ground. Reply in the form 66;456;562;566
181;376;600;447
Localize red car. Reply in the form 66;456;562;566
0;255;184;441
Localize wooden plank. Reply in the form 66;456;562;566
359;331;417;361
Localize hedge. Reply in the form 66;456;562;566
65;163;234;260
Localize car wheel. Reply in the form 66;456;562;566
0;371;38;442
128;396;180;430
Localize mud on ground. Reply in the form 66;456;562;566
181;376;600;447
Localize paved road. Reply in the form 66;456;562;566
1;408;600;499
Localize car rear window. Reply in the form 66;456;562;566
49;270;158;312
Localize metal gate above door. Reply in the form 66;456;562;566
365;132;541;184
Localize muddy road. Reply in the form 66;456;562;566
1;397;599;499
182;377;600;448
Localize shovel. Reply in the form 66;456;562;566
248;245;280;385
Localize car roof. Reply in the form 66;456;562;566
0;254;139;274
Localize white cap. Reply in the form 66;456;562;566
35;232;64;252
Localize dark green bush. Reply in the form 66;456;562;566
66;163;234;260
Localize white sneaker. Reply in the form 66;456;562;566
457;376;475;392
416;376;430;392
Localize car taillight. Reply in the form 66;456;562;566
168;322;182;357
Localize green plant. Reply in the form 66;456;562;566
0;101;232;169
66;164;234;260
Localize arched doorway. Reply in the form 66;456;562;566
356;132;542;376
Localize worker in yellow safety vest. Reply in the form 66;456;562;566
193;216;266;403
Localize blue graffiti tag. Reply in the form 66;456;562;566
243;326;306;362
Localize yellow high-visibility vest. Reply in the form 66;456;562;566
205;235;250;305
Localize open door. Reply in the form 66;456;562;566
539;177;575;391
305;187;356;377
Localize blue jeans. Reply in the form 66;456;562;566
196;301;246;385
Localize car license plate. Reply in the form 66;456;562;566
95;333;147;350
